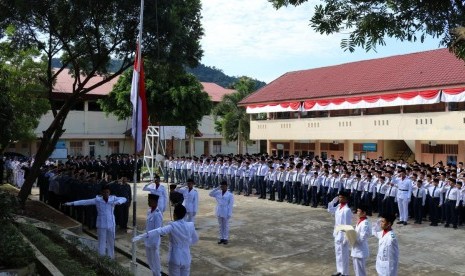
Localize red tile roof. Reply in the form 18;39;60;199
53;69;119;95
240;48;465;105
201;82;235;102
53;69;234;102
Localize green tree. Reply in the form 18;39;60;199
212;77;257;154
99;64;212;135
270;0;465;60
0;69;14;151
0;0;203;203
0;41;49;153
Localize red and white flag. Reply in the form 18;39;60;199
130;43;148;152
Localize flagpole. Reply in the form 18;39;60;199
131;0;144;274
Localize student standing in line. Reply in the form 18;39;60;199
133;204;198;276
209;181;234;245
351;204;371;276
64;185;126;259
328;191;352;276
372;213;399;276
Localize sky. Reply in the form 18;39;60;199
200;0;443;83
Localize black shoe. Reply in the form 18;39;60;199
218;239;225;244
453;225;458;229
223;240;228;245
396;221;404;224
430;223;438;226
403;221;408;225
331;273;342;276
445;224;450;228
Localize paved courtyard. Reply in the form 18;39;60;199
112;184;465;276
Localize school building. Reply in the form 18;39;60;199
8;69;259;158
239;48;465;165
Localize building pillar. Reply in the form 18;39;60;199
414;140;422;163
209;139;213;156
377;140;385;158
290;140;295;156
458;141;465;163
315;140;321;157
267;140;272;155
343;140;353;161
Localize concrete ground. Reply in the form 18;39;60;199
28;184;464;276
107;183;465;276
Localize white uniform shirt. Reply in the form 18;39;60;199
372;226;399;276
209;188;234;218
328;200;353;242
73;195;127;229
145;207;163;247
176;187;199;213
351;218;371;259
394;176;413;200
146;220;198;266
143;183;168;213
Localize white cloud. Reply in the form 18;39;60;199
200;0;442;83
201;0;340;62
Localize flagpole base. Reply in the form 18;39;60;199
131;261;138;275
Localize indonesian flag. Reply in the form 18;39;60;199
130;43;148;152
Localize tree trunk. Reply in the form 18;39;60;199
17;105;71;204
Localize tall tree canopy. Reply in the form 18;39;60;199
270;0;465;60
0;0;203;202
99;64;212;134
0;40;50;153
212;77;258;154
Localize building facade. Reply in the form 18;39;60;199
240;49;465;165
9;70;259;158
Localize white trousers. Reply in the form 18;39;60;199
397;197;409;222
353;257;367;276
218;217;230;240
335;240;350;275
146;246;161;276
185;212;196;224
169;263;190;276
97;227;115;258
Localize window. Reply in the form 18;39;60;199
71;102;85;111
108;141;120;154
448;102;465;111
421;144;458;154
89;141;96;157
275;112;291;119
403;103;445;113
213;140;222;153
69;141;83;156
88;101;103;111
185;141;190;154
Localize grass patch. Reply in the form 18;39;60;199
0;222;35;269
17;223;132;276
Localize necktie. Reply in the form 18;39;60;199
416;188;419;198
432;186;436;198
356;181;360;191
388;186;393;196
446;188;452;200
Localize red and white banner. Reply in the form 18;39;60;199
245;88;465;114
302;90;441;111
130;43;148;152
441;88;465;102
246;101;301;113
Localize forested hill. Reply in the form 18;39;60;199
185;64;267;89
51;59;267;90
